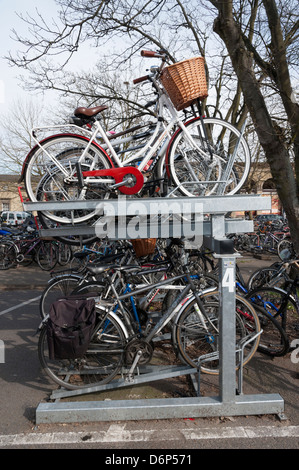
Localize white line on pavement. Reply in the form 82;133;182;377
0;295;41;316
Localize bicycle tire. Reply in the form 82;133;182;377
38;308;127;390
38;210;99;247
36;241;58;271
246;286;299;343
57;242;73;265
72;281;106;298
277;238;295;261
247;301;289;357
24;134;113;225
174;291;260;374
247;266;289;290
166;117;251;197
39;274;83;318
17;248;35;267
0;240;18;269
162;272;218;313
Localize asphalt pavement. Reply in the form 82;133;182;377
0;254;298;450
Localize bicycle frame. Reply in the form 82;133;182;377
105;269;217;342
20;238;40;256
21;49;251;219
29;79;210;190
11;236;40;259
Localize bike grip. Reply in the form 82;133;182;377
141;50;158;58
133;75;150;84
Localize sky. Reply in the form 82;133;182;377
0;0;107;174
0;0;99;114
0;1;56;111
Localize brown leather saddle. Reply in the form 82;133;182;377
74;106;108;118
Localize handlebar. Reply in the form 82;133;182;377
133;75;151;85
141;50;166;58
133;49;168;85
283;259;299;268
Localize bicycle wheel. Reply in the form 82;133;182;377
38;308;127;390
16;246;35;267
277;238;295;260
72;281;107;298
247;286;299;343
162;272;218;313
0;240;18;269
39;274;83;318
36;241;58;270
247;302;289;357
247;265;289;290
37;210;99;247
174;292;260;374
57;242;72;265
69;251;89;272
24;134;112;225
167;117;251;197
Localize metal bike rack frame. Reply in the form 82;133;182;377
23;194;284;424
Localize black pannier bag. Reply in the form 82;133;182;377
47;296;96;360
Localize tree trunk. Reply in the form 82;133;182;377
210;1;299;254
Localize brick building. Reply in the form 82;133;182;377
0;175;27;212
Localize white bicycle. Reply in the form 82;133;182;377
20;50;251;227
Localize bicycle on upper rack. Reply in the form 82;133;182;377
37;240;261;390
20;49;251;230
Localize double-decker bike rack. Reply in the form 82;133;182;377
23;194;284;424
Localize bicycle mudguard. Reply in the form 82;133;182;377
170;287;218;338
81;166;144;195
164;116;201;179
19;133;114;183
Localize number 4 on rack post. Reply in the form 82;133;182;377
222;263;235;293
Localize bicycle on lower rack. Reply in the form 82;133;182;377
69;240;118;272
0;232;58;271
38;241;135;318
38;239;218;319
37;240;261;390
245;260;299;345
234;264;289;357
20;49;251;230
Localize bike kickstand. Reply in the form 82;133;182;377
126;350;143;383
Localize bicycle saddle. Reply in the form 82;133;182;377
74;106;108;118
86;264;142;275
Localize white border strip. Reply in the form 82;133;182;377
0;424;299;447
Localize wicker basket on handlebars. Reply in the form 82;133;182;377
131;238;156;257
160;57;208;111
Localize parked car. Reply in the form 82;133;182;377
0;211;31;226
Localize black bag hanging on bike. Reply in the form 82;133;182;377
47;296;96;360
